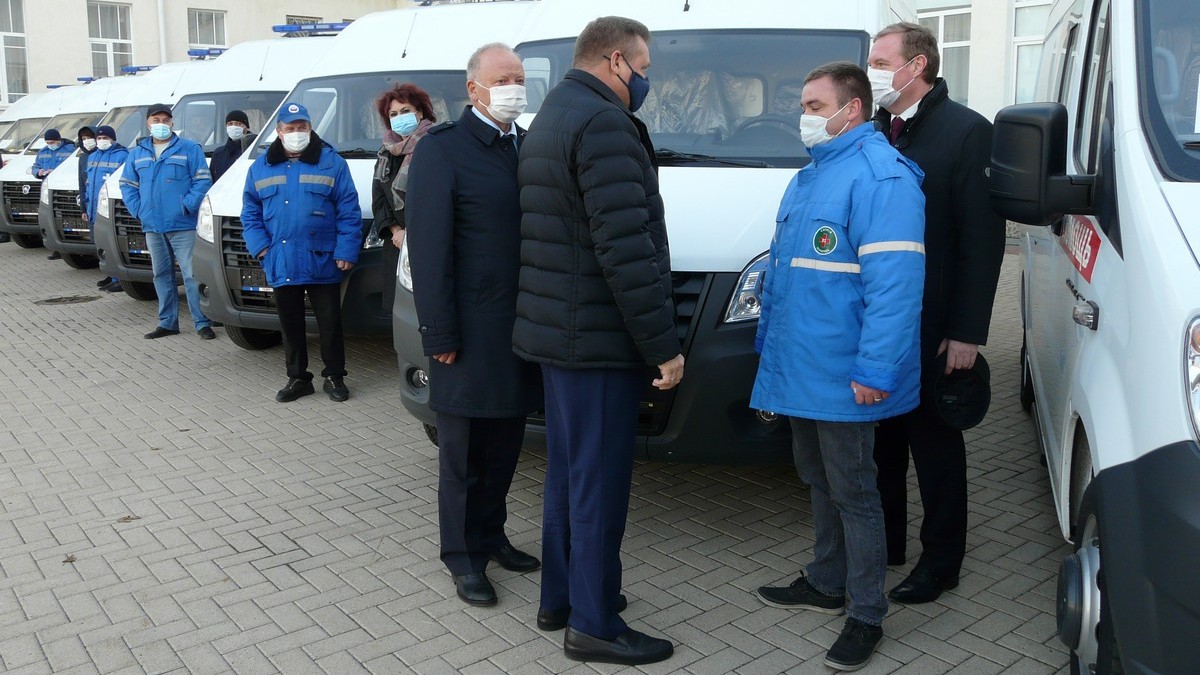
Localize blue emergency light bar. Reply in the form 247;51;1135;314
121;65;156;74
77;76;97;83
272;22;350;34
46;84;68;89
187;47;227;58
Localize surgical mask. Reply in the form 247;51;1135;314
46;142;60;151
390;111;419;136
281;131;311;154
475;82;527;124
615;56;650;113
150;123;172;141
226;125;244;141
82;139;97;151
96;139;112;151
867;57;917;111
798;100;852;149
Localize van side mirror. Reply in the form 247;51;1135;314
989;102;1094;226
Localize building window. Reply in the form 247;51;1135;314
0;0;26;104
1013;0;1052;103
188;8;226;48
918;9;971;106
88;2;132;79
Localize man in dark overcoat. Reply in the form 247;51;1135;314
866;22;1006;604
405;43;542;608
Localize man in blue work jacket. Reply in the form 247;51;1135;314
241;103;362;403
751;62;925;672
31;129;75;178
83;125;128;292
120;104;216;340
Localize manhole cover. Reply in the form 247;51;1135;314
35;295;101;305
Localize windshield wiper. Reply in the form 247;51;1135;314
339;147;376;159
655;147;770;168
1184;141;1200;149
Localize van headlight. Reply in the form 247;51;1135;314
1187;318;1200;440
40;185;50;206
97;184;110;220
197;196;214;243
724;252;770;323
398;238;413;292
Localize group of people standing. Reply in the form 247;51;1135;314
385;16;1003;673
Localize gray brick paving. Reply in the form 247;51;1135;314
0;244;1069;673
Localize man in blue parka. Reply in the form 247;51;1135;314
751;62;925;672
31;129;75;178
119;103;215;340
83;126;127;292
241;102;361;403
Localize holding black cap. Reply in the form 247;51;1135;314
923;352;992;431
146;103;173;118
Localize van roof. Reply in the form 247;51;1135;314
179;35;338;96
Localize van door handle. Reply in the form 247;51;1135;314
1065;279;1099;330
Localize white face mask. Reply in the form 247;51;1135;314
281;131;310;154
867;56;917;111
798;100;852;149
96;139;112;151
46;142;61;151
474;82;527;124
226;125;244;141
82;138;97;151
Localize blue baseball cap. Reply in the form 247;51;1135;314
278;102;310;124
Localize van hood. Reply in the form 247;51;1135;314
44;155;81;191
1162;182;1200;266
658;166;795;272
0;155;38;183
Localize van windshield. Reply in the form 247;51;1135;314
1143;0;1200;181
517;29;869;169
173;91;286;156
24;111;104;155
0;117;49;154
251;71;469;160
94;105;150;147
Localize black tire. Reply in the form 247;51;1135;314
12;233;42;248
1020;338;1035;413
1066;491;1123;675
122;280;157;301
225;325;282;350
423;423;439;447
61;253;99;270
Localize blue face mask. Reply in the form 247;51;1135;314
390;111;419;137
616;54;651;113
150;123;172;141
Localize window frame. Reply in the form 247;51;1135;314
87;1;133;79
187;8;227;49
917;7;972;105
0;0;26;104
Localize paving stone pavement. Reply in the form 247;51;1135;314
0;243;1070;675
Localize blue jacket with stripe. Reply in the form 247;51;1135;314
240;133;362;287
31;141;76;177
119;135;211;233
750;122;926;422
82;143;127;223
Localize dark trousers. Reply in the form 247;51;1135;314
540;364;642;640
436;413;525;576
274;283;345;380
874;404;968;577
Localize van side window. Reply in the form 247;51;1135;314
1076;0;1111;171
1057;23;1080;105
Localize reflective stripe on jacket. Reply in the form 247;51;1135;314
31;142;76;175
82;144;127;223
118;135;211;233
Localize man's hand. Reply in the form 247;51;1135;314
653;354;685;391
390;226;405;249
336;260;354;271
851;381;890;406
81;212;89;223
937;339;979;374
256;247;267;260
433;351;457;365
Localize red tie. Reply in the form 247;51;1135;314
890;117;905;143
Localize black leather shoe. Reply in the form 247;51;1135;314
103;280;123;293
537;594;627;632
563;626;673;665
887;566;959;604
144;327;180;339
824;618;883;671
47;251;61;260
275;377;315;402
887;552;906;567
322;376;349;402
490;543;540;573
197;326;216;340
96;277;111;287
453;572;497;606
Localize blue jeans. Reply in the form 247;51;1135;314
790;417;888;626
146;230;210;332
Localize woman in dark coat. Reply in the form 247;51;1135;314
371;83;436;317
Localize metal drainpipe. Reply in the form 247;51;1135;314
157;0;168;63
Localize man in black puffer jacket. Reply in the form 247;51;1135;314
513;15;682;668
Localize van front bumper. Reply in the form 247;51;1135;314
0;180;43;236
93;199;156;284
39;191;97;256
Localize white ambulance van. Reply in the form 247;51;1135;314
194;3;540;350
94;33;336;301
391;0;914;460
0;91;46;145
989;0;1200;671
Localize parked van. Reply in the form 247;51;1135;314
39;61;211;270
0;92;46;147
194;3;540;350
391;0;913;460
0;90;57;158
89;33;335;301
989;0;1200;671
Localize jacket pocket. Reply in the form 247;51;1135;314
307;231;337;279
257;183;282;221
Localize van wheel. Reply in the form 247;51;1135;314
1069;433;1093;535
122;281;157;301
1060;490;1123;675
1019;338;1034;413
12;233;42;248
225;325;282;350
423;423;439;447
61;253;99;269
